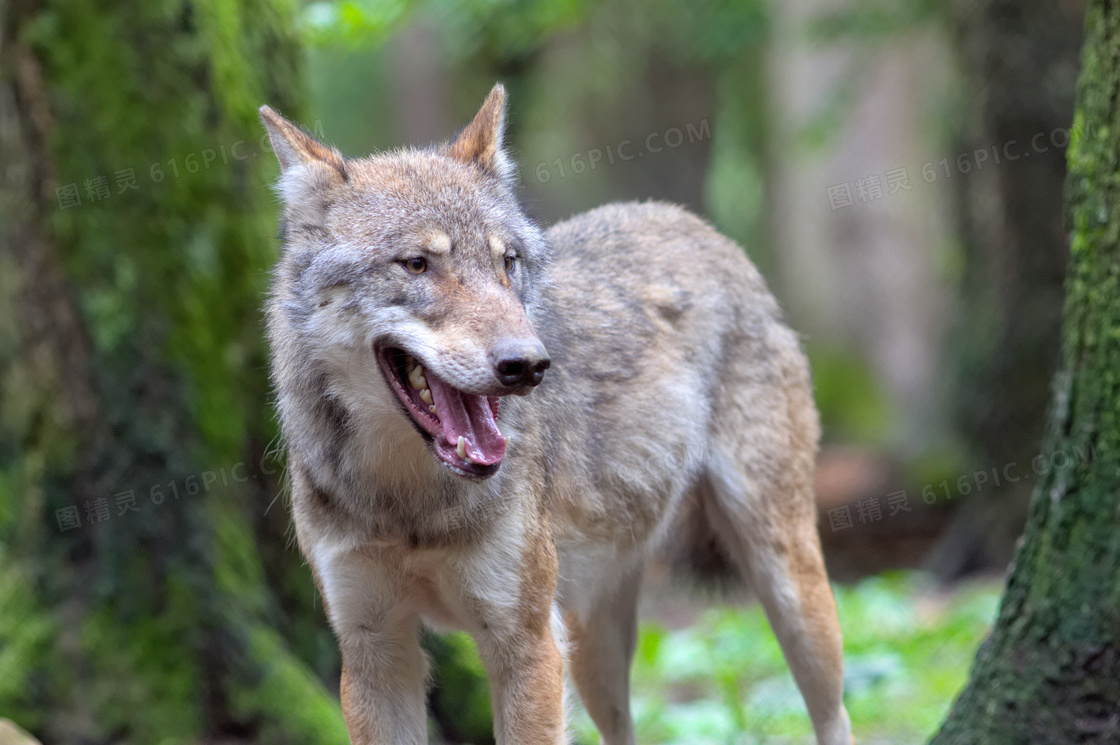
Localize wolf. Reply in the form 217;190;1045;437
259;83;851;745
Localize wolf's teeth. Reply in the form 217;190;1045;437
419;388;433;404
408;365;426;390
456;436;467;460
428;404;437;414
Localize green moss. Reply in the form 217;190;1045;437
426;631;495;742
26;0;303;463
227;626;350;745
79;574;205;742
0;555;54;731
0;0;354;736
211;496;271;617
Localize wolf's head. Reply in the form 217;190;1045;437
262;85;550;480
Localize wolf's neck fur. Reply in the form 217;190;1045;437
290;389;511;549
348;404;447;491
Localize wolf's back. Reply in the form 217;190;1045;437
518;201;817;571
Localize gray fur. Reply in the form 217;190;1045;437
259;86;851;745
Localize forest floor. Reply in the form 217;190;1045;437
613;569;1004;745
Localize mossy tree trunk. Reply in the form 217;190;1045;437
931;0;1120;740
0;1;348;742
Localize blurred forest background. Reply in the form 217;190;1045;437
0;0;1092;743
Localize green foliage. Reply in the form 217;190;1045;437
302;0;411;48
306;45;396;156
79;577;205;743
807;344;895;445
426;632;495;743
838;576;999;741
429;0;587;61
571;574;1000;745
226;626;350;745
806;0;944;44
0;554;54;731
301;0;586;59
299;0;769;64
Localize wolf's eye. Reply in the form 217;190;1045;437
504;256;517;273
401;257;427;274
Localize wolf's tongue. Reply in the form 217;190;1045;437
425;374;506;465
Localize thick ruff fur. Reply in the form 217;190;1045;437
260;84;852;745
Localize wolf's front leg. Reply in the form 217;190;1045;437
338;619;428;745
471;532;567;745
477;625;566;745
315;547;429;745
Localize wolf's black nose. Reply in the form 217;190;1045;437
492;340;550;388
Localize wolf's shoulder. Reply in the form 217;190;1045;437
538;199;778;345
543;200;759;288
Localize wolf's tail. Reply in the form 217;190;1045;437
655;491;744;597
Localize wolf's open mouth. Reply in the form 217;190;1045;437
376;347;505;479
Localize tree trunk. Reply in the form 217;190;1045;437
930;0;1120;740
0;1;347;742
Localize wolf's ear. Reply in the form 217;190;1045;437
259;105;347;180
447;83;512;181
260;106;347;225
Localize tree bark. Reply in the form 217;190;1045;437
0;1;347;741
930;0;1120;740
